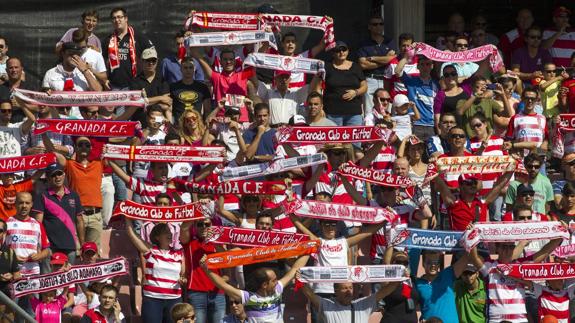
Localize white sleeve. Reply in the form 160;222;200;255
480;261;495;277
92;52;107;73
256;82;271;102
41;70;51;89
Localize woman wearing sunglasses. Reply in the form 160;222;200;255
178;109;206;146
433;65;469;133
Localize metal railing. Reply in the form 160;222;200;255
0;291;36;323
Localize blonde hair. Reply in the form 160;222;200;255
171;303;194;322
178;110;206;145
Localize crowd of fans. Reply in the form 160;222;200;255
0;3;574;323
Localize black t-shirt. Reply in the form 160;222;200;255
0;245;18;294
379;282;419;323
0;85;9;103
129;73;169;126
323;62;365;116
4;81;40;123
169;80;211;122
102;29;154;88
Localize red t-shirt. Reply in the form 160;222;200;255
448;198;488;231
183;239;223;293
562;79;575;114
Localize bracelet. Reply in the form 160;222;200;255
511;142;515;149
354;89;359;96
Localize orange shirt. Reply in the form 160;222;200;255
0;179;34;221
65;160;103;208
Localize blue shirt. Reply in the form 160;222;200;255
242;128;277;156
415;266;459;323
401;75;439;127
426;135;472;157
160;55;204;84
357;38;393;75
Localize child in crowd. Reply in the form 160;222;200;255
391;94;420;141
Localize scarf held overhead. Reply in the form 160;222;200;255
243;53;326;77
276;126;389;144
337;162;415;188
33;119;138;138
112;200;207;222
103;144;225;163
497;263;575;281
204;226;309;247
185;30;278;50
386;225;465;252
205;240;319;269
436;155;517;174
180;180;287;195
414;42;504;72
298;265;408;283
282;198;397;224
13;88;146;107
0;153;56;174
462;221;569;252
11;257;129;297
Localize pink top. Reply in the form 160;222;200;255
31;295;67;323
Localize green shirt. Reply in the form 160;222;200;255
454;278;486;323
505;175;554;214
456;98;503;137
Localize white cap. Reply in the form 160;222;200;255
289;114;308;126
393;94;410;108
141;47;158;60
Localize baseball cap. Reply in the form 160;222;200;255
563;153;575;163
274;70;292;78
61;42;83;52
288;114;308;126
50;252;69;265
141;47;158;60
517;184;535;196
81;242;98;254
332;40;348;51
458;174;480;185
224;106;241;115
393;94;410;107
46;163;65;176
256;3;279;14
553;6;571;17
463;263;478;273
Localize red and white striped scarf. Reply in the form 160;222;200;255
108;26;137;77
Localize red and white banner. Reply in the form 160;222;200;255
276;126;389;144
103;144;225;163
299;265;408;283
243;53;325;77
180;180;287;195
497;263;575;281
205;226;309;247
559;114;575;131
34;119;138;138
436;155;517;174
0;153;56;174
414;43;504;72
184;12;335;49
462;222;570;252
185;30;277;50
553;244;575;258
11;257;129;297
282;199;397;224
14;88;146;107
205;240;319;269
337;162;414;188
112;200;206;222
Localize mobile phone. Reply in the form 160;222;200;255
486;83;497;90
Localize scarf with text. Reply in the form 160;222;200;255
112;200;207;222
108;26;137;77
33;119;138;138
276;126;389;144
205;240;319;269
462;221;570;252
243;53;326;77
178;180;287;195
553;243;575;258
552;114;575;158
336;162;415;188
11;257;129;297
0;153;56;174
298;265;408;283
497;263;575;281
413;42;504;72
386;225;465;252
436;155;517;174
282;198;397;224
103;144;225;163
218;153;327;182
184;12;335;49
204;226;309;247
185;30;278;50
14;88;146;107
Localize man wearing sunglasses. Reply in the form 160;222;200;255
440;35;479;82
503;87;548;154
511;26;553;81
385;33;419;99
70;29;108;88
505;154;554;215
502;184;548;222
42;135;103;250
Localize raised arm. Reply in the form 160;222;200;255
484;171;513;204
279;254;310;287
358;141;385;168
339;173;367;205
125;218;151;254
216;196;241;226
107;159;131;184
346;221;386;247
289;214;319;240
432;175;457;206
297;275;321;311
41;134;68;167
190;49;213;80
200;255;243;299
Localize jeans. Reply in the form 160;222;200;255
364;77;385;116
112;168;128;201
488;195;504;222
326;114;364;127
83;212;103;250
141;296;182;323
101;175;115;226
188;291;226;323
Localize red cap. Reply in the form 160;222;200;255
274;70;292;78
81;242;98;254
553;6;571;17
458;174;480;184
50;252;69;265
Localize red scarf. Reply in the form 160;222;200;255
108;26;137;77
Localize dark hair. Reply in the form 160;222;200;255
416;55;432;63
81;10;99;20
442;64;457;74
175;30;186;38
471;75;488;86
155;193;172;205
497;76;517;86
398;33;414;44
513;205;532;220
525;25;542;36
425;318;444;323
246;267;275;292
524;154;543;166
254;102;270;114
455;34;469;43
440;112;457;121
522;86;539;98
181;57;196;66
422;250;442;262
469;111;491;132
110;7;127;18
448;126;466;135
281;32;297;43
146;104;164;117
256;213;274;225
100;284;118;297
149;223;170;246
219;48;235;59
368;14;384;22
164;132;181;143
0;218;6;230
562;181;575;196
72;29;88;43
306;91;323;103
372;88;389;100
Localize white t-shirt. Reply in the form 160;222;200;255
313;237;349;294
133;131;166;179
0;124;23;158
241;281;284;323
257;83;308;125
81;48;107;74
391;113;413;141
319;294;377;323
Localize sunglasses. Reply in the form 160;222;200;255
545;69;556;73
77;142;91;148
443;72;458;78
0;228;5;233
50;171;65;178
462;271;476;276
334;47;348;53
526;164;541;169
517;216;532;221
461;180;477;186
425;260;440;266
144;58;158;64
523;97;537;102
378;97;391;103
0;45;5;49
321;222;338;227
196;222;211;228
520;192;535;197
450;134;466;139
185;115;198;121
370;22;384;26
230;300;241;305
244;196;260;202
528;35;542;40
0;109;12;114
471;123;483;129
221;57;235;62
